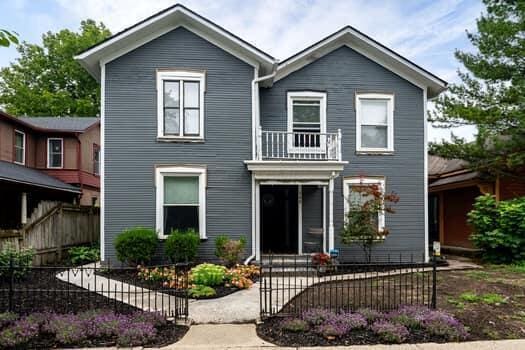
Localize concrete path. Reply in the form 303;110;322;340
161;324;525;350
58;259;480;324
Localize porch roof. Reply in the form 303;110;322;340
0;161;81;194
245;160;347;181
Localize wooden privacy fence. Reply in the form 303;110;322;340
0;201;99;265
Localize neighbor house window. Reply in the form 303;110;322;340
343;177;386;232
47;138;63;168
14;130;25;165
93;144;100;175
155;166;206;239
156;70;205;139
287;91;326;150
356;93;394;152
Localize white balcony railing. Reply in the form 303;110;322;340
256;128;342;161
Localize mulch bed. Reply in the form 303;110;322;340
20;323;189;349
0;267;138;315
257;317;449;347
97;268;256;300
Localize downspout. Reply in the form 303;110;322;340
245;68;277;265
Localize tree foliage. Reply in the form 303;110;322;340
429;0;525;178
0;20;110;116
341;181;399;262
0;29;18;47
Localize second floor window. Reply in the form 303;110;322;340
287;91;327;150
47;138;63;168
157;70;205;139
356;93;394;152
93;144;100;175
14;130;25;165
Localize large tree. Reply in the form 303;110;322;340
429;0;525;178
0;20;110;117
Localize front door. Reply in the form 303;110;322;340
261;185;298;254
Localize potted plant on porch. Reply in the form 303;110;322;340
311;252;332;273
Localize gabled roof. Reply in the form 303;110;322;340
428;155;468;177
0;111;99;133
275;26;447;98
75;3;276;80
19;117;99;132
0;160;81;193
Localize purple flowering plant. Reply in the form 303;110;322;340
371;320;409;343
117;321;157;346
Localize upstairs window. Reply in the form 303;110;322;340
47;138;63;168
155;166;206;239
157;70;205;139
14;130;25;165
287;91;326;150
356;93;394;152
93;144;100;176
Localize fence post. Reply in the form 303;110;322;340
431;253;437;309
8;254;14;312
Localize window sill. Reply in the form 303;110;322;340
355;150;394;156
157;235;207;240
157;136;205;143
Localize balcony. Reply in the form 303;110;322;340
255;128;342;161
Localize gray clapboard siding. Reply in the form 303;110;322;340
260;46;425;261
104;27;254;262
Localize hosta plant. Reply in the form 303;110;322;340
190;263;226;286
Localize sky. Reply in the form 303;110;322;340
0;0;484;142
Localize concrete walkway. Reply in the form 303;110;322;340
58;259;480;324
161;324;525;350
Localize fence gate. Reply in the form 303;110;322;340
259;254;437;318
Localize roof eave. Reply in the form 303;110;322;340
275;27;447;98
75;4;275;81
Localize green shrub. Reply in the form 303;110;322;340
190;263;226;286
188;285;216;298
0;245;34;279
68;245;100;266
215;235;246;267
114;227;157;265
469;194;525;263
165;229;200;263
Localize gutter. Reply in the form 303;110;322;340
245;67;277;265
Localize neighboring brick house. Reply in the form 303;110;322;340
428;155;525;252
0;111;100;229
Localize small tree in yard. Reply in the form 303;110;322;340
341;181;399;262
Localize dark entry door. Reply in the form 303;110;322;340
261;185;298;254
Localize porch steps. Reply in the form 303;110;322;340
259;254;317;274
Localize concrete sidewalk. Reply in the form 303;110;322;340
162;324;525;350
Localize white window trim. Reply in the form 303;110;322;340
287;91;327;154
355;93;394;152
14;130;25;165
155;165;207;240
343;177;386;234
156;70;205;140
47;138;64;169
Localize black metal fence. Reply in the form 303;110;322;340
260;254;437;318
0;260;190;319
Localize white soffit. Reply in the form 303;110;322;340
75;5;275;81
275;28;447;98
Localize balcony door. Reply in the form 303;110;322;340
287;91;326;154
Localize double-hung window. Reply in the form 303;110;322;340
93;144;100;176
356;93;394;152
157;70;205;139
47;138;63;168
155;166;206;239
287;91;326;151
14;130;25;165
343;177;386;234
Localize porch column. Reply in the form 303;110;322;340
21;192;27;225
328;177;334;251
